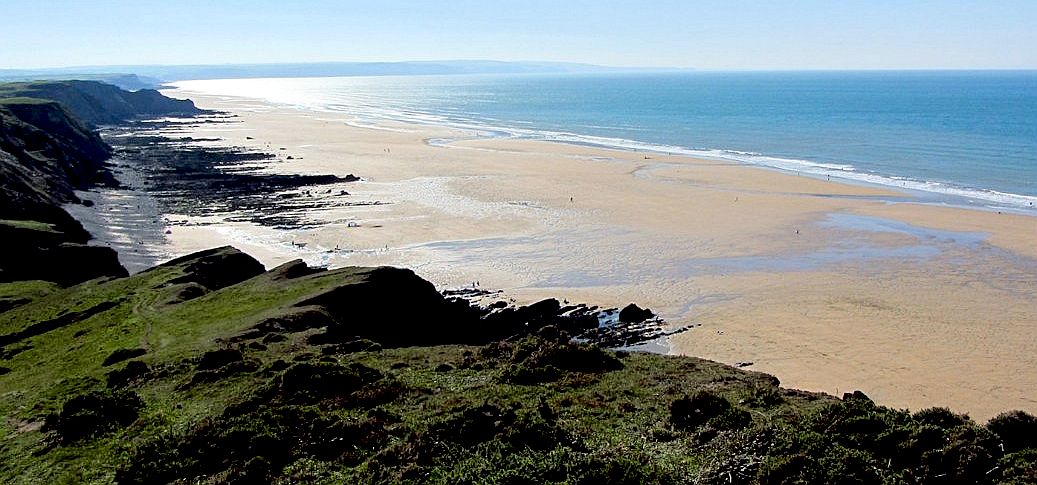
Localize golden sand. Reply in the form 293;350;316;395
149;89;1037;420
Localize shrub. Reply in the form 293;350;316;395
274;361;383;404
987;410;1037;453
913;406;973;429
105;360;150;388
44;389;143;442
742;384;784;408
670;391;748;431
497;336;622;384
996;449;1037;483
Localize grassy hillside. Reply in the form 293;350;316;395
1;247;1035;484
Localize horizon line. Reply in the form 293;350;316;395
3;59;1037;73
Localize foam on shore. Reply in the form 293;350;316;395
171;78;1037;213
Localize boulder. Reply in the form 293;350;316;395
618;303;654;323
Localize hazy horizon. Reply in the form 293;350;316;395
7;60;1037;74
3;1;1036;71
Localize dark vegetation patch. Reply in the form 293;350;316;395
485;334;624;384
987;410;1037;453
43;388;143;442
0;298;122;347
670;390;751;432
23;332;1037;485
115;359;399;484
105;360;150;388
101;347;146;367
184;348;259;387
0;296;32;313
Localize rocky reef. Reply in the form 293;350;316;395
0;81;206;286
104;123;365;230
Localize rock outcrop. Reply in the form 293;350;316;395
0;80;202;126
0;80;208;286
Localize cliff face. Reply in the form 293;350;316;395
0;80;202;285
0;110;125;282
0;80;203;126
0;101;113;209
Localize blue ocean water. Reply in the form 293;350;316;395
174;71;1037;210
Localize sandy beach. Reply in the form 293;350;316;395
90;88;1036;420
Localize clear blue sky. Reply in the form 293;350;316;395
2;0;1035;70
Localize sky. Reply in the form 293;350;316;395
2;0;1036;70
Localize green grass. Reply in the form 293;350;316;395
0;260;380;482
1;253;1036;484
0;96;57;106
0;81;73;97
0;219;61;233
0;280;60;302
0;256;815;483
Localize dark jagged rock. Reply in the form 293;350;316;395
618;303;654;323
0;102;114;229
478;298;602;343
0;102;112;200
103;125;364;230
295;266;467;347
842;390;873;403
267;259;325;280
241;261;673;349
0;220;127;285
0;97;126;285
0;81;212;285
149;246;265;291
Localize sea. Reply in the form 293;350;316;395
173;71;1037;212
